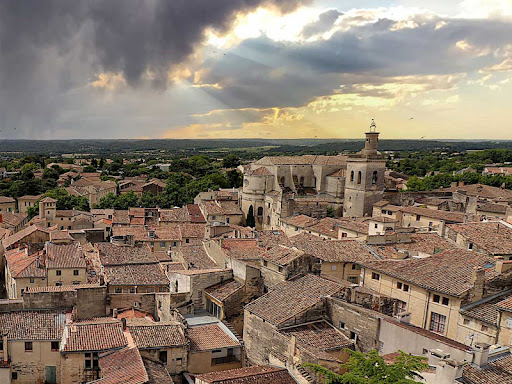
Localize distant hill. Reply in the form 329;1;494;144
0;138;511;156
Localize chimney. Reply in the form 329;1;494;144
428;349;450;367
2;332;8;364
473;343;490;367
434;359;464;384
495;257;512;273
393;250;409;260
459;181;465;187
121;318;127;331
451;182;457;188
289;335;297;357
437;220;446;237
112;309;118;318
471;266;485;301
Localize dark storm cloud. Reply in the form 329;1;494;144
301;9;342;38
199;17;512;111
0;0;306;136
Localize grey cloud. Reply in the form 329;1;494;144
198;16;512;113
301;9;342;38
0;0;307;137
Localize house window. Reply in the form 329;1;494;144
172;242;177;247
416;215;421;221
263;261;268;267
73;270;79;276
430;312;446;334
257;207;263;217
85;352;99;369
159;287;167;292
30;277;35;283
442;297;449;306
115;287;122;293
11;372;17;380
51;341;59;351
375;223;378;229
350;331;357;340
468;243;474;251
331;265;337;271
348;276;358;283
357;171;362;184
339;321;346;329
429;222;433;227
481;325;489;332
371;272;380;280
397;282;402;289
129;287;136;293
350;171;354;182
341;232;347;238
403;284;409;292
25;342;33;351
372;171;378;185
160;242;166;247
463;318;470;325
396;300;407;313
159;351;167;363
433;294;440;303
56;270;62;276
147;287;154;293
207;299;222;319
55;282;62;287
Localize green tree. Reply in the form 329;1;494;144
227;169;243;188
222;154;240;169
326;206;335;218
139;192;158;208
246;205;255;228
83;165;97;173
304;350;428;384
96;193;118;209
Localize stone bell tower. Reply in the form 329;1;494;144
343;120;386;217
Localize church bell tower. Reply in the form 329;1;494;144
343;120;386;217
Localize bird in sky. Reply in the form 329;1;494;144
409;117;414;120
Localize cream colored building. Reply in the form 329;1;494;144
0;196;15;214
17;195;43;215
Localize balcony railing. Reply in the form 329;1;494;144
211;355;240;365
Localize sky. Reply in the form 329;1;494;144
1;0;512;140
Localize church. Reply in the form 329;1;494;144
240;121;386;229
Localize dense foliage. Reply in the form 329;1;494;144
303;350;428;384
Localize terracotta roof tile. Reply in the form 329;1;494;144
400;206;466;222
249;167;273;176
104;264;169;286
262;245;305;266
46;242;86;269
129;323;186;349
143;358;175;384
290;239;379;264
62;319;127;352
112;226;181;241
96;347;148;384
281;215;318;228
221;239;265;260
245;274;346;326
447;221;512;255
196;366;297;384
364;249;499;297
0;310;66;341
179;244;218;270
462;353;512;383
462;291;512;325
205;279;243;302
96;243;158;266
5;248;46;278
187;323;240;352
367;233;457;259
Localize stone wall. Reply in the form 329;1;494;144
23;291;77;310
109;292;156;316
325;297;381;352
76;286;108;319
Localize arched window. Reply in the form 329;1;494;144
372;171;378;185
266;216;271;225
357;171;362;184
280;176;285;185
299;176;304;186
257;206;263;217
350;171;354;182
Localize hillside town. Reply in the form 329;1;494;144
0;126;512;384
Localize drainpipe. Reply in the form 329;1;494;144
2;332;8;364
423;292;432;330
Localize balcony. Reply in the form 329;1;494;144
211;355;240;365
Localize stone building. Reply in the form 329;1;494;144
241;123;387;230
343;120;386;218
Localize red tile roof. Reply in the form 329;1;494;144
249;167;273;176
186;204;207;223
5;248;46;278
62;319;127;352
187;323;240;352
143;358;175;384
399;206;466;222
262;245;305;266
129;323;186;349
447;221;512;255
96;243;158;265
462;353;512;383
0;310;66;341
196;366;297;384
46;242;86;269
221;238;265;260
367;233;457;259
96;347;148;384
112;226;181;242
290;238;379;264
104;263;169;286
205;279;243;302
281;214;318;228
364;249;500;297
245;274;347;326
179;244;218;270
